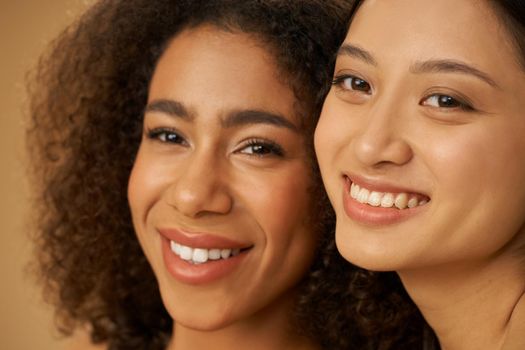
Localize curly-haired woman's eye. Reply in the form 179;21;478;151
420;94;473;111
238;139;284;157
333;74;371;94
147;128;188;145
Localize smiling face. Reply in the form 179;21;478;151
315;0;525;272
128;25;318;330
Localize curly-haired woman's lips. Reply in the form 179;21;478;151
342;175;430;226
158;228;253;285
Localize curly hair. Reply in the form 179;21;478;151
27;0;428;349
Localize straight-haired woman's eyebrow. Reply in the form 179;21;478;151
410;59;499;88
144;99;194;121
337;43;378;66
221;110;299;132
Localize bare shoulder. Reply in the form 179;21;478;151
503;294;525;350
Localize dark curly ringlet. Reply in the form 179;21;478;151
27;0;429;349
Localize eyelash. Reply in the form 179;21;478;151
239;138;285;157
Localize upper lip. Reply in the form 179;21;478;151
344;173;430;198
157;227;252;249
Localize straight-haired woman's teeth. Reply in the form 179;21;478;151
349;182;429;209
170;242;243;264
380;193;395;207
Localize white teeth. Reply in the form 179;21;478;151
192;248;208;264
170;242;244;264
350;182;360;198
380;193;395;208
180;246;193;261
367;191;382;207
349;182;428;210
208;249;221;260
221;249;232;259
394;193;408;209
357;188;370;204
407;197;419;208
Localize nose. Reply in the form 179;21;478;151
352;105;413;168
165;151;233;218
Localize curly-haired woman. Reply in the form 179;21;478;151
27;0;426;349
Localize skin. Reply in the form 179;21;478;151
315;0;525;349
128;25;319;350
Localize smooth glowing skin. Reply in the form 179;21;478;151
128;26;318;350
315;0;525;349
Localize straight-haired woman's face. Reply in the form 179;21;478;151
315;0;525;272
129;25;318;330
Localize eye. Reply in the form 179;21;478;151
147;127;188;145
333;74;371;94
238;139;284;157
421;94;473;111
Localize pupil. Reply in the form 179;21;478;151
253;145;266;154
352;78;369;91
439;95;458;107
167;134;178;142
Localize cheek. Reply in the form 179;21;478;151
425;122;525;247
249;165;317;253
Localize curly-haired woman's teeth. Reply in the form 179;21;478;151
350;182;428;209
170;241;242;264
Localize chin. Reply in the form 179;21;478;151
334;228;406;272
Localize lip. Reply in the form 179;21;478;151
158;228;252;285
158;227;251;249
342;175;429;226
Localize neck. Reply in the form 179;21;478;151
166;291;319;350
399;253;525;350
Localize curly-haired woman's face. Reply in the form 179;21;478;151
128;25;318;331
315;0;525;271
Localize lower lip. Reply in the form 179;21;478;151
161;237;248;285
342;184;426;226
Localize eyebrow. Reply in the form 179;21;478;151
221;110;298;132
410;59;499;88
145;99;194;120
145;98;298;131
337;43;378;66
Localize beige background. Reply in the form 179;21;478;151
1;1;92;349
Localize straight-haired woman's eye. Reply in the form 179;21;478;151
420;94;474;112
333;74;371;94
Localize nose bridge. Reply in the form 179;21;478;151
166;145;232;217
352;96;413;167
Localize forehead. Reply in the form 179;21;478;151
149;25;296;114
347;0;520;75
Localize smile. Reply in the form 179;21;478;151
349;182;429;209
170;240;242;264
342;176;430;226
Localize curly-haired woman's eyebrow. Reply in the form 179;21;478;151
221;109;299;132
145;99;195;121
